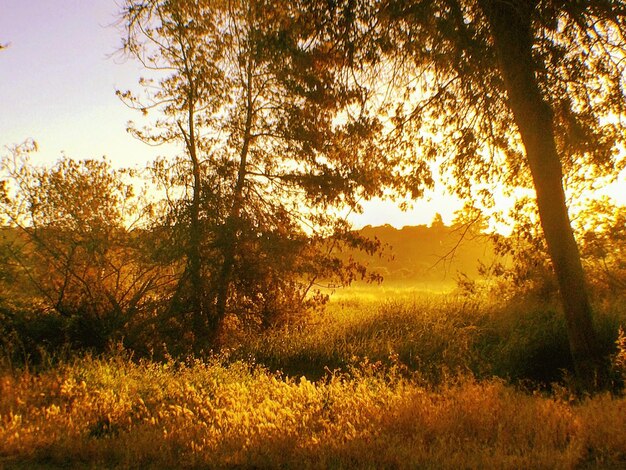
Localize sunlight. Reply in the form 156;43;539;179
350;192;461;229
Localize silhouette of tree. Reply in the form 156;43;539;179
332;0;626;390
118;0;401;350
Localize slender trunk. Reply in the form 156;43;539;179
479;0;605;390
214;54;255;324
177;89;205;348
188;105;204;342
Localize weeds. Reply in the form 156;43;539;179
1;291;625;468
1;353;626;469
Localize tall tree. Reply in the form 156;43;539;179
478;0;607;389
351;0;626;389
118;0;407;349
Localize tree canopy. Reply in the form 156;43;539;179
116;0;413;349
330;0;626;389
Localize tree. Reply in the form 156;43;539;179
118;0;407;350
0;141;163;351
578;200;626;298
346;0;626;389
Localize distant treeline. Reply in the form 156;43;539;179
350;221;497;287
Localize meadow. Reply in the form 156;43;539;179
3;0;626;467
1;288;626;469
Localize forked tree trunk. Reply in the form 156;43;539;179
214;53;255;329
179;88;207;350
479;0;605;390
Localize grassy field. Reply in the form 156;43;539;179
1;289;626;469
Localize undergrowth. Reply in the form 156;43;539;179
1;352;626;469
1;292;625;468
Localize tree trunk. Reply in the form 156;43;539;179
214;54;255;326
178;90;207;350
479;0;605;390
188;122;205;346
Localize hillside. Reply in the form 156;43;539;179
351;221;497;289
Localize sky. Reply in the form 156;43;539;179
0;0;463;229
0;1;155;163
1;1;623;231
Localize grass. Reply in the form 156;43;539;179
1;288;626;468
233;292;485;381
1;355;626;469
234;288;624;385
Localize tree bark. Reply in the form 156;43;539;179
178;85;206;349
214;53;255;327
479;0;605;390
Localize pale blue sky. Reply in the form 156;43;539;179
0;0;464;228
0;0;159;167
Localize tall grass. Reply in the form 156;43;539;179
233;293;481;381
1;353;626;469
234;289;625;386
1;290;625;468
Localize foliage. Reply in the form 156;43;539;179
349;0;626;207
2;351;626;469
0;142;163;353
471;196;626;304
578;200;626;299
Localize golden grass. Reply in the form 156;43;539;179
235;292;522;387
2;290;625;468
1;354;625;469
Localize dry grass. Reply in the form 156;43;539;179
1;353;625;469
2;290;625;468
